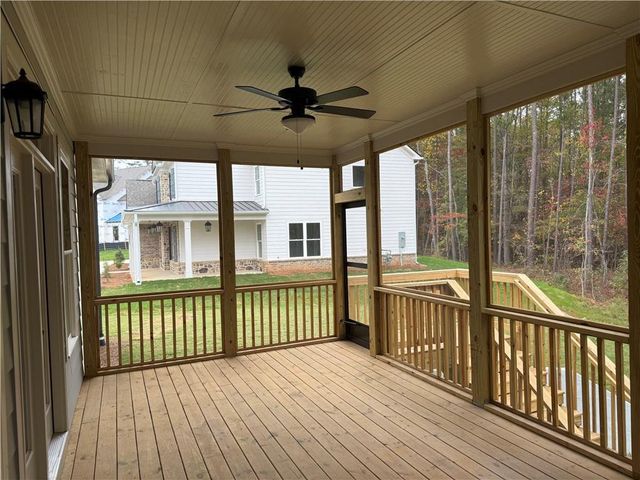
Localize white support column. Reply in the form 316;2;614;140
131;214;142;285
183;219;193;278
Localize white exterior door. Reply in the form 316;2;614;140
9;141;54;478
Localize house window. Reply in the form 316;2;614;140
289;222;321;258
170;225;178;261
256;223;263;258
254;166;262;195
352;165;365;187
112;226;119;241
169;168;176;200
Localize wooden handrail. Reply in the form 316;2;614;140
95;287;224;304
485;307;629;343
375;285;470;309
236;278;336;292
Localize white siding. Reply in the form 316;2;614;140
339;148;418;259
173;162;257;202
179;219;259;261
262;167;332;261
379;148;417;257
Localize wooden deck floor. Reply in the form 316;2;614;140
61;341;628;480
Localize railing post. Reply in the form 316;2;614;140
330;159;346;339
466;98;492;406
217;149;237;356
75;141;98;377
365;140;382;356
626;33;640;478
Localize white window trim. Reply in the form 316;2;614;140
256;223;264;258
254;166;263;196
287;221;322;259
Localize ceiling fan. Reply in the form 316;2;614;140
213;65;375;134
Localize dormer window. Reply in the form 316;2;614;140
254;166;263;195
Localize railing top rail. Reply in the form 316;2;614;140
236;278;336;292
375;285;470;309
95;287;224;304
484;306;629;343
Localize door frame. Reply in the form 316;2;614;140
5;134;68;477
341;199;370;347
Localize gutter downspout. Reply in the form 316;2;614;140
93;163;114;346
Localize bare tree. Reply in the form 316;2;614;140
525;103;539;268
582;85;596;297
601;77;619;283
446;130;458;260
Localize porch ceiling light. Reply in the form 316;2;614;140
281;114;315;134
204;221;212;232
2;69;47;139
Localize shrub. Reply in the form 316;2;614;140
114;249;125;268
102;262;111;279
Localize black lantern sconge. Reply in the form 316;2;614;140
204;221;212;233
2;69;47;139
154;221;163;233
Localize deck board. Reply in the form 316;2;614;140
61;341;629;480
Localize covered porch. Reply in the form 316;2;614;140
62;341;627;480
123;201;268;284
3;2;640;479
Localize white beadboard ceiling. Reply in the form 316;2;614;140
23;1;640;151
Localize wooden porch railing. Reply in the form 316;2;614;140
94;279;337;372
236;279;336;351
369;268;631;465
489;309;630;461
376;285;472;392
95;288;224;372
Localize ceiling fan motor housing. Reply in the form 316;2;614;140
277;86;317;114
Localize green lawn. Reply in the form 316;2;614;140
99;248;129;262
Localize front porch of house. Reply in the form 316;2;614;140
62;341;627;480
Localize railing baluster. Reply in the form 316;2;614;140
522;321;531;415
498;317;507;404
251;290;256;348
580;334;592;441
309;286;314;340
534;324;544;421
549;327;558;427
565;331;575;434
241;292;247;350
192;296;197;356
150;300;154;362
105;305;110;368
268;289;273;346
615;342;626;456
277;289;282;345
117;303;122;366
160;300;166;361
259;290;265;347
202;295;206;355
509;319;517;409
128;302;133;365
597;338;607;448
286;288;291;343
212;295;217;353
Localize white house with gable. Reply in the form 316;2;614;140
121;146;419;284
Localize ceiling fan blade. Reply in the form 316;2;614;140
311;105;375;119
315;86;369;105
236;86;290;104
213;107;285;117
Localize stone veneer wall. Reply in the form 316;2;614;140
158;170;171;202
153;254;418;276
168;259;264;276
140;227;161;268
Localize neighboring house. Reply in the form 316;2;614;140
122;146;419;284
96;164;151;246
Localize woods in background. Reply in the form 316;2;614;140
415;74;627;303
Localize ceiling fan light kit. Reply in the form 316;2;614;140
281;113;315;134
214;64;375;135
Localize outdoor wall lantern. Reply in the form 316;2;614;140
2;69;47;139
154;222;163;233
204;221;212;233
